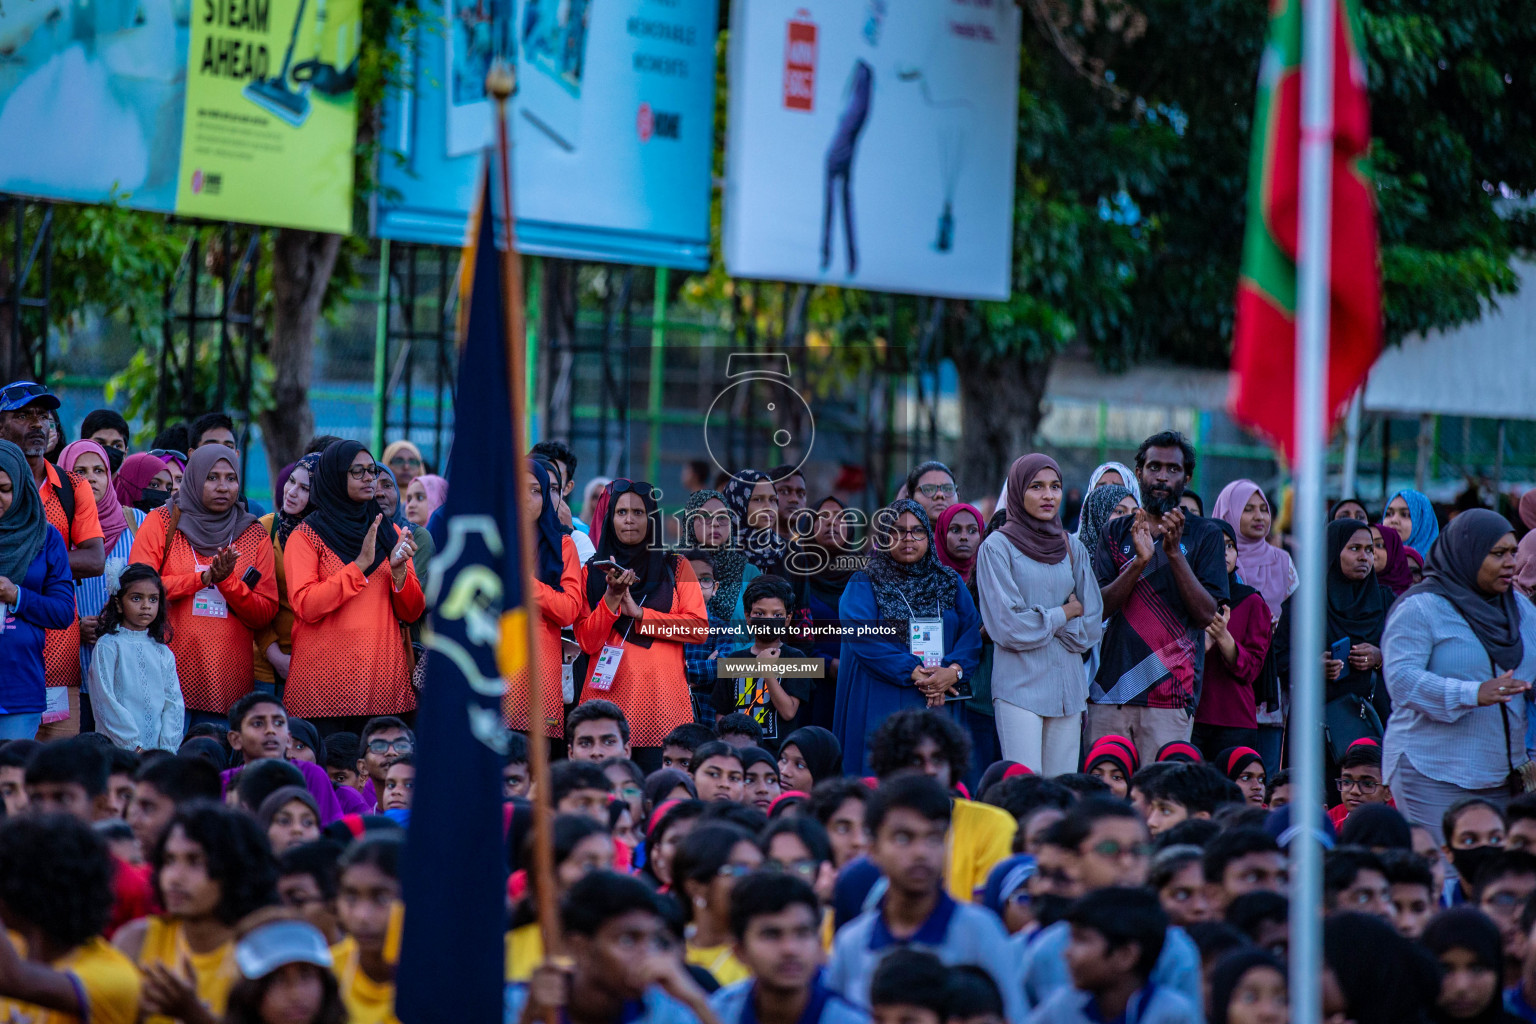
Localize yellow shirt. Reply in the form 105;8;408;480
0;936;141;1024
505;923;544;982
685;943;751;987
332;936;400;1024
137;917;237;1023
946;798;1016;904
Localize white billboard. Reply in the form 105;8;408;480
724;0;1021;301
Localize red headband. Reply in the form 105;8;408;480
1156;741;1204;763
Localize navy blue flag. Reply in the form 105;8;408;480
396;164;523;1024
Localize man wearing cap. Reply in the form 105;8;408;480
0;381;104;738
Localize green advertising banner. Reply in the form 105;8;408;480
0;0;357;231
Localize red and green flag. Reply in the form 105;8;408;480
1229;0;1379;460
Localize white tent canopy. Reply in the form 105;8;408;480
1364;259;1536;420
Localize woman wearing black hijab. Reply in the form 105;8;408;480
506;460;585;743
574;480;708;771
775;726;842;793
284;439;426;732
1383;509;1536;843
1422;907;1525;1024
1192;518;1275;762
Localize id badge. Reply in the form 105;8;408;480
191;564;229;619
910;618;944;668
588;644;625;692
44;687;69;716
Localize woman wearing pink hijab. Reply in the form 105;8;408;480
1211;479;1297;623
1516;489;1536;599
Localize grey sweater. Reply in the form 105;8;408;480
976;532;1104;716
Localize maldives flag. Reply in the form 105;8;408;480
1229;0;1379;460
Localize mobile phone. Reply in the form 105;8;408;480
241;566;263;588
1328;637;1352;663
590;559;624;575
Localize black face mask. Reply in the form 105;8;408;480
1031;893;1074;930
1450;844;1503;892
104;446;125;475
135;488;170;512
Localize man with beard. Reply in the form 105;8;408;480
1085;432;1227;767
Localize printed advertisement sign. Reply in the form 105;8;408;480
0;0;358;232
724;0;1021;300
374;0;717;269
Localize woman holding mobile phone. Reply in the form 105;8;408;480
129;444;278;729
574;479;708;772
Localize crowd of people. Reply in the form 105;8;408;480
2;373;1536;1024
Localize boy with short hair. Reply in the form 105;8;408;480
712;873;868;1024
277;840;344;944
222;692;348;821
504;732;532;799
1380;849;1435;939
1322;846;1392;920
0;741;34;815
1263;768;1291;809
104;747;138;819
567;700;632;763
1137;763;1236;835
1508;794;1536;853
1470;851;1536;982
1201;827;1286;912
1330;743;1391;827
826;775;1022;1023
712;575;812;744
324;732;364;790
550;760;614;825
0;815;142;1024
357;715;415;809
511;871;717;1024
126;754;222;855
382;756;415;814
663;723;717;773
717;713;765;750
868;710;1014;904
1027;888;1199;1024
868;948;948;1024
808;778;873;871
1018;799;1202;1014
944;966;1005;1024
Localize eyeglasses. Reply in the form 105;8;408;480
609;479;655;497
717;863;758;879
890;528;927;540
348;464;382;480
148;449;187;462
767;859;819;879
390;455;423;468
1485;891;1527;911
367;738;413;754
1334;777;1380;794
916;483;956;498
1089;840;1154;859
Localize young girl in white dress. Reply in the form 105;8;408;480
87;563;183;751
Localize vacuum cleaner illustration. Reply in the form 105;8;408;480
243;0;357;126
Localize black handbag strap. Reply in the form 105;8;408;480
1502;703;1518;775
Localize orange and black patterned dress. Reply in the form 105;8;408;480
129;507;279;714
282;522;425;719
504;535;585;738
574;555;709;748
40;463;100;694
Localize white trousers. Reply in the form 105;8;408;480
993;700;1082;777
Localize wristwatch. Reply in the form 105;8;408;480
949;663;964;680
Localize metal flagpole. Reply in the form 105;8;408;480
1291;0;1337;1021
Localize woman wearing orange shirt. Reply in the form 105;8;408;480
129;445;278;727
575;480;708;770
505;459;584;740
283;440;425;732
254;453;319;694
